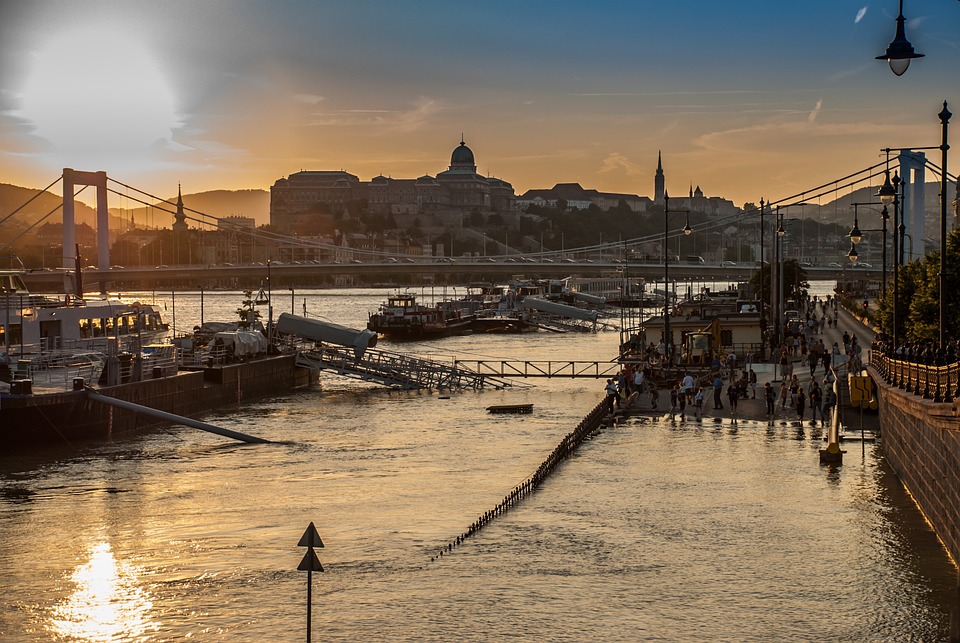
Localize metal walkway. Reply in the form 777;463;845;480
451;360;621;378
295;345;512;390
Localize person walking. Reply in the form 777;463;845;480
796;387;806;420
764;381;776;419
809;380;822;424
695;387;705;419
780;379;788;408
748;368;758;398
713;375;724;410
669;384;679;418
727;382;739;416
605;378;619;415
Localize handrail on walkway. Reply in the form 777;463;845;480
870;350;960;404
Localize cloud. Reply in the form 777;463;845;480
855;6;867;24
598;152;643;176
808;99;823;124
294;93;325;105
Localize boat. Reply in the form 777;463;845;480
367;292;474;340
0;271;315;446
0;270;169;384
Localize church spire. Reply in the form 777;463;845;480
172;182;187;233
654;150;665;206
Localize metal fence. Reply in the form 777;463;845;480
871;350;960;403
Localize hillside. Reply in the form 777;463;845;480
0;182;270;233
113;189;270;227
0;182;104;230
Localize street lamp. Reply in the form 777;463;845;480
892;171;902;347
851;202;889;299
938;102;951;350
663;192;692;357
758;198;767;360
876;0;924;76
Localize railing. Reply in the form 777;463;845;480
453;360;621;379
871;350;960;403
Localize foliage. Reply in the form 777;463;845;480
748;259;809;305
236;290;261;329
877;227;960;342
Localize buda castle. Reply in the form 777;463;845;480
270;139;515;234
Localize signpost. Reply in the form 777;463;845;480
297;522;325;643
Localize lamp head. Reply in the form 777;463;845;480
875;7;924;76
683;223;692;235
878;169;896;205
848;242;859;262
849;220;863;245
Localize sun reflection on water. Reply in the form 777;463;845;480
48;541;158;642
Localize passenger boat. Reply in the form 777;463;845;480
367;292;474;340
0;270;169;377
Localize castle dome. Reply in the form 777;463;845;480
450;139;476;169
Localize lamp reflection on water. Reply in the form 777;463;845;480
49;541;158;641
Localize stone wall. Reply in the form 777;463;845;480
869;366;960;565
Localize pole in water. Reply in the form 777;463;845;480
297;522;325;643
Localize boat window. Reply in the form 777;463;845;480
0;323;22;346
79;318;93;339
91;318;105;337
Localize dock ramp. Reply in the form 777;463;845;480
294;345;511;390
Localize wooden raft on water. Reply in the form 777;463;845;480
486;403;534;414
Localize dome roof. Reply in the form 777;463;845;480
451;140;475;167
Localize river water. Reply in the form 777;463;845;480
0;287;956;641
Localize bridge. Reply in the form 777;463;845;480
0;164;903;294
19;261;878;293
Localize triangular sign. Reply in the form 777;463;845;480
297;548;324;572
297;522;325;548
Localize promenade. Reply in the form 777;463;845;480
618;305;877;428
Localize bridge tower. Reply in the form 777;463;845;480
897;151;926;262
62;168;110;271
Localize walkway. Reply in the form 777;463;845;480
619;304;877;427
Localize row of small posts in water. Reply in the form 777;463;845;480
430;397;612;561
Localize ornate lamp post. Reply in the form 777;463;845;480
938;102;951;349
876;0;924;76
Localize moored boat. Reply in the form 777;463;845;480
367;292;474;340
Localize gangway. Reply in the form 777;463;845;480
295;345;512;390
452;360;622;379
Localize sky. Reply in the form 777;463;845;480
0;1;958;211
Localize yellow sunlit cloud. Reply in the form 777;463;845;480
17;26;179;169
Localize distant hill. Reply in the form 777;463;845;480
0;182;270;233
0;182;104;231
112;189;270;228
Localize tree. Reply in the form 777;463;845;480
749;259;809;307
877;227;960;342
236;290;261;330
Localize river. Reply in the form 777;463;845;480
0;287;955;641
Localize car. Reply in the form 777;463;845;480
828;262;842;268
482;257;496;262
403;258;416;263
799;261;814;267
564;258;576;263
504;257;517;263
543;258;554;263
854;262;873;268
385;257;398;263
154;264;169;269
720;260;737;267
110;265;124;269
350;259;363;264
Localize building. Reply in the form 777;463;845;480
516;183;652;213
269;140;516;234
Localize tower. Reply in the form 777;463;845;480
654;151;665;206
172;184;188;234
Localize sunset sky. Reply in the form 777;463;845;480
0;1;957;211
